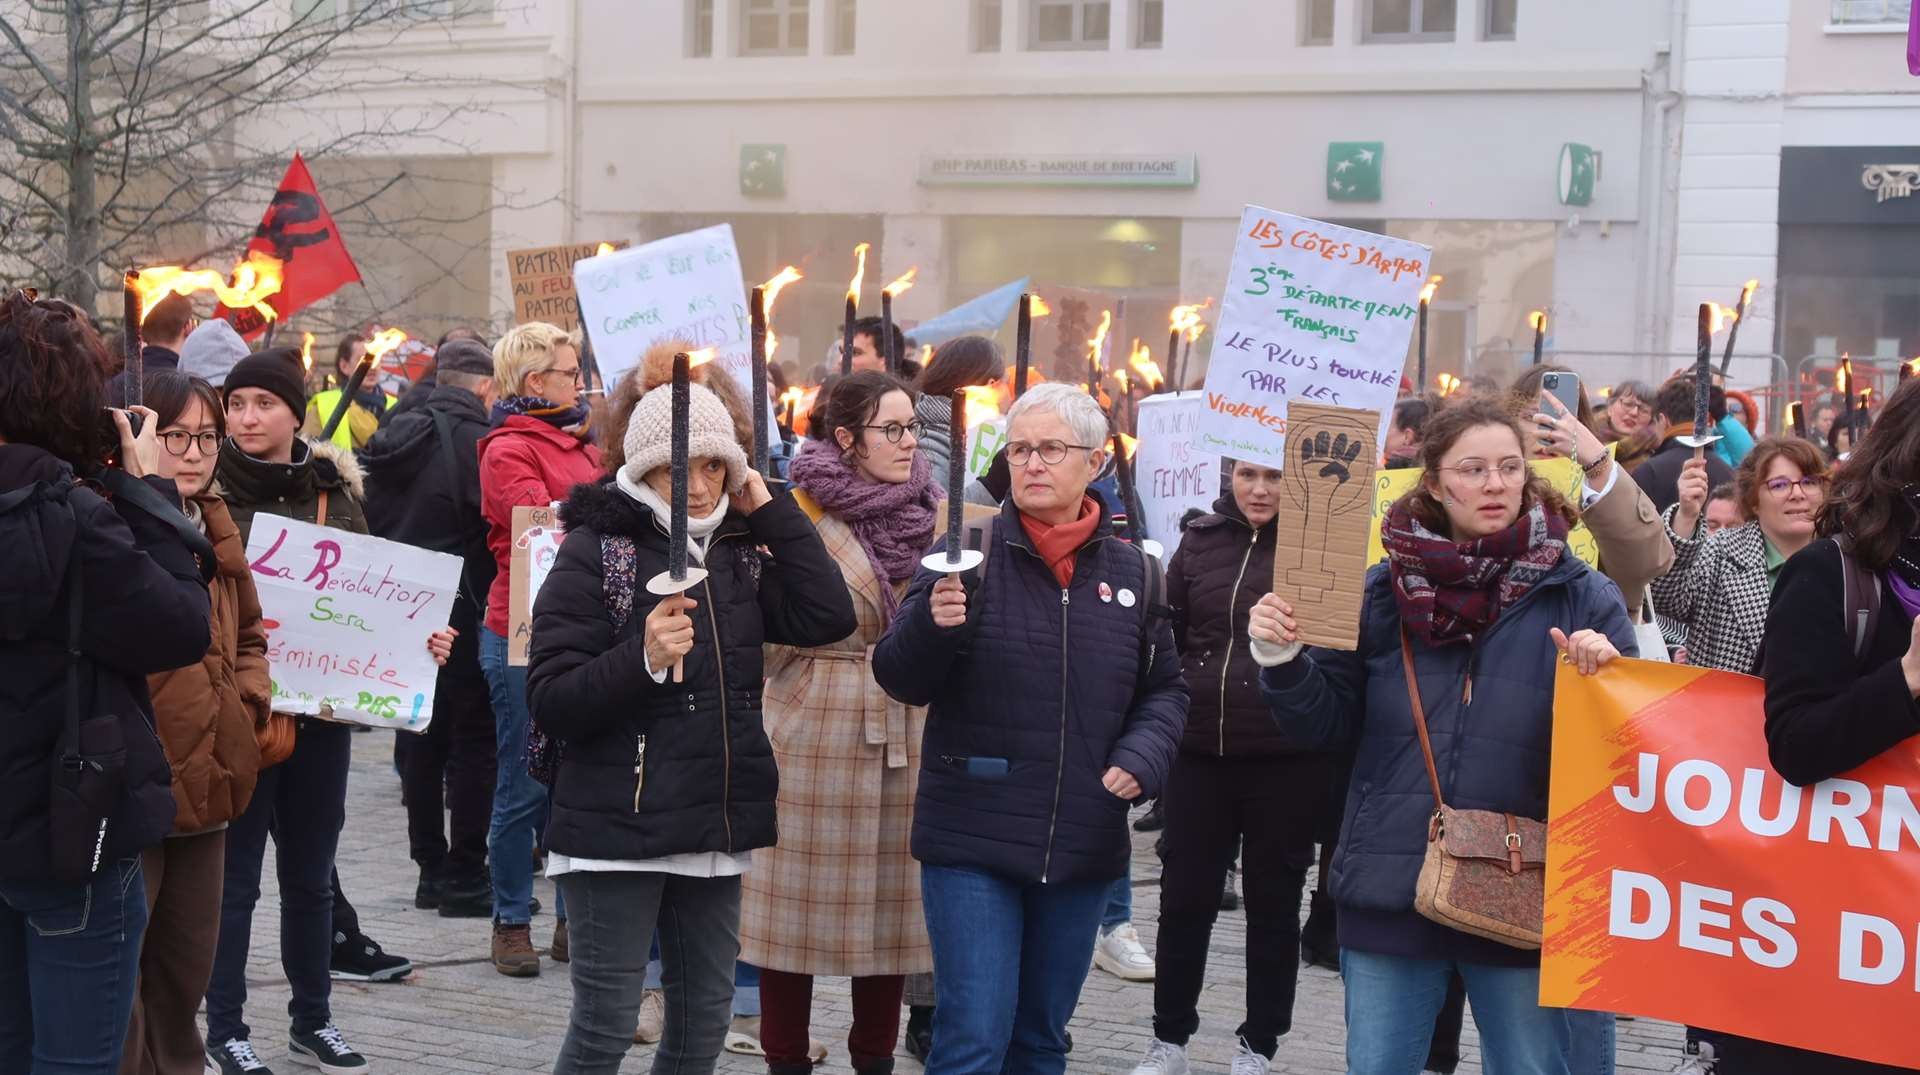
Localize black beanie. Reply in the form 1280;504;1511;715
224;347;309;416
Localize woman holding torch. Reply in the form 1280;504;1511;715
739;370;941;1075
527;376;855;1075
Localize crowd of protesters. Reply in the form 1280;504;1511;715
0;285;1914;1075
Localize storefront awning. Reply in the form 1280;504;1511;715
908;277;1030;346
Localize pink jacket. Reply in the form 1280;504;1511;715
477;416;603;636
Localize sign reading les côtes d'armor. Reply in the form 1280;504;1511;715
1197;206;1431;466
247;516;461;731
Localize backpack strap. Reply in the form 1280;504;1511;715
1130;541;1171;696
790;488;828;525
1835;534;1882;668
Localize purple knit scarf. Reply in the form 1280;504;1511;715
789;438;942;622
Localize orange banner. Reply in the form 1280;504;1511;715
1544;658;1920;1068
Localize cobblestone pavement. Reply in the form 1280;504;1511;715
225;734;1685;1073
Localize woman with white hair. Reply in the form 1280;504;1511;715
875;383;1188;1075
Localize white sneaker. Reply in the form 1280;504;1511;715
1670;1044;1717;1075
1231;1038;1272;1075
1128;1038;1189;1075
1094;922;1156;981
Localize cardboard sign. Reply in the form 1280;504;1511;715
1134;392;1221;559
246;516;460;730
1270;403;1378;650
509;504;566;666
1198;206;1431;464
572;224;750;390
506;241;626;329
1366;458;1602;567
1545;660;1920;1070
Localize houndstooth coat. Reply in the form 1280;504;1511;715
1649;506;1774;673
738;497;933;978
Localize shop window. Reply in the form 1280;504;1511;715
1485;0;1516;40
743;0;810;55
1302;0;1334;45
1030;0;1111;50
690;0;713;56
1135;0;1163;47
1831;0;1910;24
1364;0;1456;42
974;0;1003;50
831;0;856;53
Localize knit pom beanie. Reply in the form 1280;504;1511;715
621;381;749;493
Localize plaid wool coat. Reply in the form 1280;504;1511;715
738;500;933;977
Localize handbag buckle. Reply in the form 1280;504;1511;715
1505;822;1523;875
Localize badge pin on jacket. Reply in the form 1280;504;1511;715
1118;588;1137;608
1099;581;1114;603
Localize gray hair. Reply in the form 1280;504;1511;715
1007;383;1110;452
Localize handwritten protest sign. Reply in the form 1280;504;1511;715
507;241;626;329
1545;660;1920;1069
1366;458;1601;567
247;517;460;730
1134;392;1221;559
1198;207;1431;464
509;504;566;666
966;418;1009;482
1271;403;1378;649
573;224;749;389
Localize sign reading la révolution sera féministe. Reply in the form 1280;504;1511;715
1197;206;1432;466
919;154;1197;187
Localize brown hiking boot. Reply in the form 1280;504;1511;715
549;918;569;963
492;921;541;977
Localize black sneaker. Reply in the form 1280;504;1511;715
329;930;412;982
1132;799;1166;832
288;1023;367;1073
207;1036;275;1074
436;873;492;919
414;870;442;910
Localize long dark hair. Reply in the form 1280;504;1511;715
0;290;114;475
918;336;1001;399
820;370;913;450
1400;396;1577;535
1818;376;1920;568
145;369;226;439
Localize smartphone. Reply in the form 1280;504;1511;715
1541;371;1582;418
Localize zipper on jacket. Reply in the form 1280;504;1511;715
701;576;735;852
1040;585;1071;883
1218;527;1258;757
632;735;647;812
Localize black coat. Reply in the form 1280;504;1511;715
358;385;496;603
527;482;856;861
0;446;212;881
1167;497;1297;757
874;494;1189;886
1631;434;1734;517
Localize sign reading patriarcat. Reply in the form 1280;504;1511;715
507;241;626;329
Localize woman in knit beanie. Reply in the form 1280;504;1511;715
526;380;857;1075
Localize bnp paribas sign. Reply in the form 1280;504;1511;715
919;154;1197;188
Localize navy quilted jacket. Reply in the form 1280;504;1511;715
1260;555;1635;964
874;494;1188;886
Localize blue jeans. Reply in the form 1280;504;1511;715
734;962;760;1018
1341;948;1607;1075
1102;876;1132;933
0;856;148;1074
480;626;550;926
920;865;1110;1075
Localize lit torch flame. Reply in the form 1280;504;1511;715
1740;279;1759;306
1110;432;1139;461
133;250;286;324
846;242;871;307
1419;275;1443;306
882;267;918;298
686;347;717;369
1908;356;1920;378
960;384;1001;429
1838;354;1852;396
301;332;315;373
1028;294;1053;318
1705;302;1733;334
1437;373;1462;398
1528;310;1547;333
778;385;807;415
1128;340;1165;393
596;242;615;256
1087;309;1113;369
365;328;408;364
759;265;804;364
1169;300;1212;342
919;344;933;367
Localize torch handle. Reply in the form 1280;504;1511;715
672;658;683;684
320;354;377;441
750;286;769;476
841;298;855;376
1014;294;1033;399
122;271;143;408
946;388;966;563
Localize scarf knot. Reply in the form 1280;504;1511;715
1382;498;1570;647
789;439;941;621
491;395;592;436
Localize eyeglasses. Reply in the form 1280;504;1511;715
1763;475;1827;498
160;431;221;457
1612;398;1652;416
860;420;924;444
1007;440;1095;468
542;365;583;385
1438;459;1528;486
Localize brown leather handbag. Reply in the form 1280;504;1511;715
1402;629;1547;949
254;490;329;769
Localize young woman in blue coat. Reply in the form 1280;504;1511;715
1249;398;1636;1075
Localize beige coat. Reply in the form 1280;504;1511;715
738;499;933;978
1584;467;1674;618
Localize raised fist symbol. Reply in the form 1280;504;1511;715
1300;430;1363;484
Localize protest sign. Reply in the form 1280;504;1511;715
573;224;749;389
509;504;566;666
966;417;1009;481
1271;403;1378;649
246;516;460;730
507;241;626;329
1366;458;1600;567
1134;392;1221;559
1198;207;1431;465
1544;660;1920;1068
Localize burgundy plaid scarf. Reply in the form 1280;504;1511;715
1382;498;1570;647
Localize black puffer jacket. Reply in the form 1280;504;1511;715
358;385;496;603
1168;496;1296;757
217;437;368;543
527;482;856;861
0;446;212;881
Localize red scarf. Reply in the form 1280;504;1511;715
1381;499;1569;647
1020;496;1101;587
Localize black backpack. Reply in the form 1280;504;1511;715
1835;534;1883;671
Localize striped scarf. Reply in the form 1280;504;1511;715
1382;498;1569;647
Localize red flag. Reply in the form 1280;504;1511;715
219;154;361;339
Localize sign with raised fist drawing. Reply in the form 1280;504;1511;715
1273;402;1380;650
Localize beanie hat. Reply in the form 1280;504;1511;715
622;381;748;494
178;320;251;386
434;338;495;377
224;347;308;416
